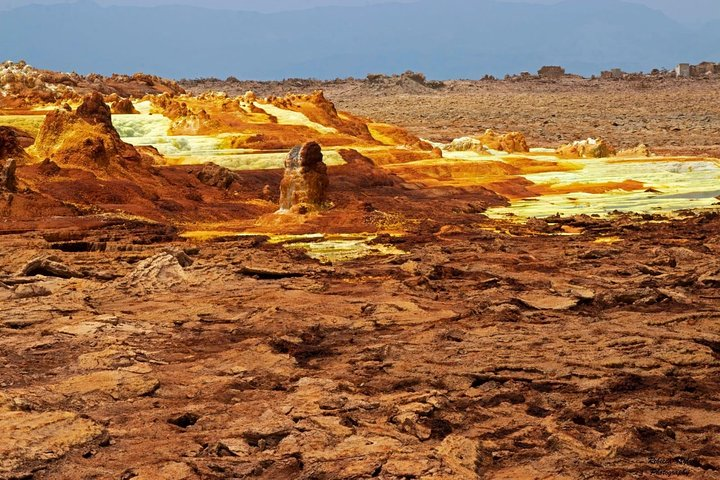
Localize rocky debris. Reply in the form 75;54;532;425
597;287;664;307
31;92;142;169
279;141;329;212
110;98;139;114
556;137;617;158
477;129;529;153
239;409;295;447
0;158;17;192
365;70;445;92
18;255;82;278
196;162;238;189
0;126;30;163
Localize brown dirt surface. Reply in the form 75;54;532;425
2;212;720;479
183;76;720;157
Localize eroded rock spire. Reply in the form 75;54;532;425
279;141;329;213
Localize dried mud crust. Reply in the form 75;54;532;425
1;213;720;479
184;77;720;157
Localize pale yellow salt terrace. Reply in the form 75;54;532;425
487;156;720;218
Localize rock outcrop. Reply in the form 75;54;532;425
196;162;238;189
0;158;17;192
556;138;616;159
270;90;374;141
444;137;488;154
111;98;140;114
617;144;651;157
0;126;30;163
31;92;142;169
279;142;329;212
121;252;189;294
19;255;82;278
478;129;529;153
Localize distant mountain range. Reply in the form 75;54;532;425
1;0;718;80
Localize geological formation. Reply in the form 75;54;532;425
556;137;617;159
0;60;185;109
0;126;30;162
1;64;720;480
0;80;505;231
31;92;143;169
444;129;529;154
0;158;17;192
1;92;277;223
279;141;329;212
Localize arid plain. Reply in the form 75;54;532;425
1;63;720;479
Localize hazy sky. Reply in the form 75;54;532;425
1;0;719;24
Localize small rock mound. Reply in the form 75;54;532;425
444;137;488;154
477;129;529;153
556;138;616;159
279;141;329;213
196;162;239;189
122;251;190;293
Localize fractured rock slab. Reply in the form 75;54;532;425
0;408;104;476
